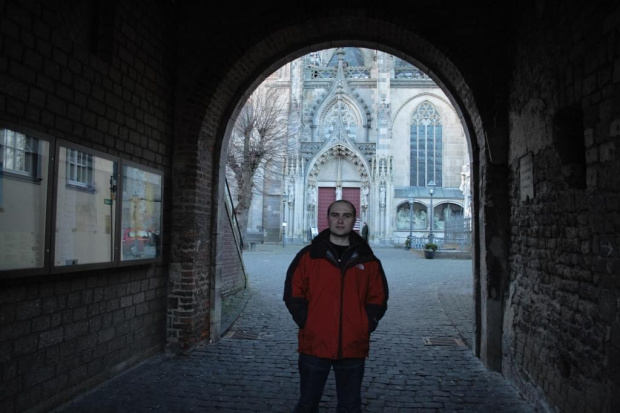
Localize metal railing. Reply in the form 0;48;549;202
396;235;443;250
393;67;432;80
305;66;371;79
224;179;244;252
443;217;472;251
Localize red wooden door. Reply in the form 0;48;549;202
343;187;361;233
317;187;335;232
342;187;360;217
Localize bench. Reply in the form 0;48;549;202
245;232;264;250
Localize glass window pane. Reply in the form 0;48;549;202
121;165;162;261
16;151;25;172
54;146;117;267
16;134;26;150
5;148;14;169
66;149;94;188
5;131;14;147
0;136;49;270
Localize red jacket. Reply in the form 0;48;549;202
283;229;389;359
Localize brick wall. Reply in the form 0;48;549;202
504;1;620;411
0;268;167;412
0;1;176;411
221;220;246;298
1;0;619;412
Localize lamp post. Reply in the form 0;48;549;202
406;193;414;250
428;181;435;244
282;192;288;247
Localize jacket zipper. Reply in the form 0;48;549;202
328;243;361;359
337;263;345;359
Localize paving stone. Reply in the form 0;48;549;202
54;245;535;412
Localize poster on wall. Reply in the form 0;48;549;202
54;145;117;267
120;164;162;262
0;127;50;271
0;129;165;275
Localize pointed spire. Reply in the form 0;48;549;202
329;94;348;143
333;48;347;92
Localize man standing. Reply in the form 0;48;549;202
361;222;369;242
283;200;389;412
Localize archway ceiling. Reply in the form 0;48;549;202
175;2;509;163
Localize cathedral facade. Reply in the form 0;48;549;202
246;48;471;247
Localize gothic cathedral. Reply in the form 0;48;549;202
244;48;471;247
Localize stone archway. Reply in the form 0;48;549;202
171;4;509;372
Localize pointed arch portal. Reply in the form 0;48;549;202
307;143;370;231
172;3;510;378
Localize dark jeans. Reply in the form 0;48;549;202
293;353;365;413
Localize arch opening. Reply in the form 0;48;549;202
171;11;503;372
205;41;486;363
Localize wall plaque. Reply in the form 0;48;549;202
520;152;534;202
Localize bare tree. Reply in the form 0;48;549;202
226;85;291;245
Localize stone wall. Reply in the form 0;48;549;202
504;1;620;412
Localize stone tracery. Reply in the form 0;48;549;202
252;48;468;246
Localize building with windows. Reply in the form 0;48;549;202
245;48;471;247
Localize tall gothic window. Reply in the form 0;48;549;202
410;101;442;186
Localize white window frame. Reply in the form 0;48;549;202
66;148;94;190
1;129;38;178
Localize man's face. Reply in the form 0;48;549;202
328;202;355;237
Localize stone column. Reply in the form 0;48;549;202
475;153;510;372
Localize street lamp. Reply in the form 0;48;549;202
406;192;414;250
428;181;435;244
282;192;288;247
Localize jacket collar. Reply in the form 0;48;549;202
309;228;373;260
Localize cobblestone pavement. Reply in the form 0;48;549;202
55;245;534;412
